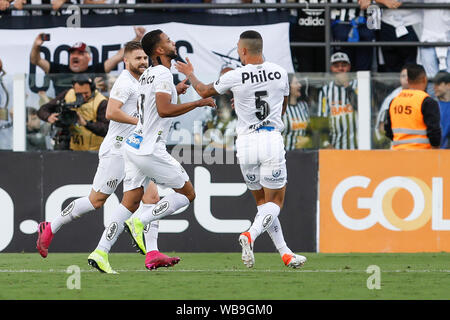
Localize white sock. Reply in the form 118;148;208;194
267;217;293;257
248;202;280;242
51;196;95;233
144;221;160;252
135;192;190;225
96;204;132;254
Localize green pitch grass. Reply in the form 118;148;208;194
0;252;449;300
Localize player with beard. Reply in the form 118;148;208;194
122;30;216;258
36;41;186;273
176;30;307;269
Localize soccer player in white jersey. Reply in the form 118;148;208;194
176;30;307;269
122;30;216;255
36;41;184;273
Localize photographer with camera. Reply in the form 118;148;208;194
37;75;109;151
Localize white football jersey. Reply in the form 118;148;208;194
99;69;139;157
125;65;177;155
214;61;289;135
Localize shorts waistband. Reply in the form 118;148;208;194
255;126;275;132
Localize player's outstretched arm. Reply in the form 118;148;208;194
156;92;216;118
175;57;218;98
106;98;138;125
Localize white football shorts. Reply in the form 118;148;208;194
123;141;189;191
92;152;126;195
236;130;287;190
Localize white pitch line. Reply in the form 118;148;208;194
0;269;449;273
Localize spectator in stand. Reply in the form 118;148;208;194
433;71;450;149
206;0;253;15
9;0;53;16
30;26;146;96
375;65;408;140
282;73;311;150
418;1;450;97
331;0;375;71
373;0;421;72
289;0;326;73
317;52;358;149
384;64;441;149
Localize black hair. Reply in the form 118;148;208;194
239;30;263;55
240;30;262;40
141;29;163;57
406;64;426;84
433;71;450;85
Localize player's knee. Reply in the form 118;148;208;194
90;198;105;210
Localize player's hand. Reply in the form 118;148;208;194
175;57;194;77
47;113;59;124
134;26;146;41
176;78;190;95
200;97;216;109
230;98;235;109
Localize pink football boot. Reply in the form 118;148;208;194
36;222;54;258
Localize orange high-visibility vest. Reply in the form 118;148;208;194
389;89;431;149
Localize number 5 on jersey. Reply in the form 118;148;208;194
255;91;270;120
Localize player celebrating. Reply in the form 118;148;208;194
36;41;183;273
122;30;216;255
175;30;306;269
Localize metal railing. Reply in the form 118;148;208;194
4;1;450;71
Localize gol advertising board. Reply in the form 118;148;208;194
319;150;450;253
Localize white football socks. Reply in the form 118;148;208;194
96;203;132;254
51;196;95;233
144;220;160;252
248;202;280;242
134;192;190;225
267;216;293;257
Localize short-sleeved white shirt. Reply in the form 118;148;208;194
125;65;177;155
99;69;139;157
213;62;289;136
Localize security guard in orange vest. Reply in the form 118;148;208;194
384;64;441;149
38;76;109;150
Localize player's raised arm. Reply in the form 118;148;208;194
175;57;219;98
156;92;216;118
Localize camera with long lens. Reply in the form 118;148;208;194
53;93;84;150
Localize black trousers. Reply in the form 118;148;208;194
377;21;419;73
